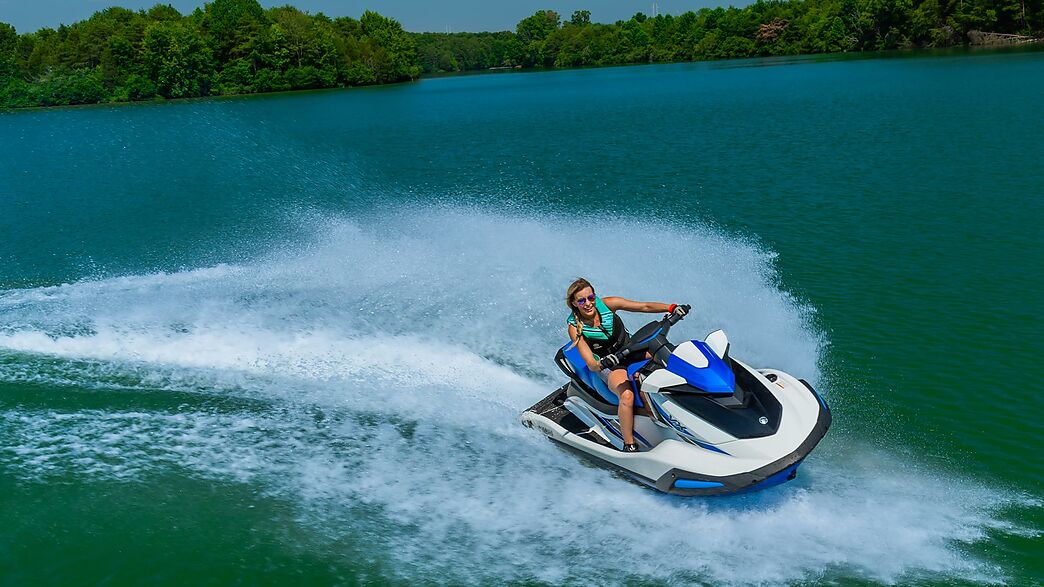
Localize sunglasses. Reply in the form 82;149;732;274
574;294;596;306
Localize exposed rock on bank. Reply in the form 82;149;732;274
968;30;1042;46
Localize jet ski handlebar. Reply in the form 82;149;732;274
615;305;690;361
666;304;691;326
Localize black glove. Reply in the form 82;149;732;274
599;354;621;370
671;304;691;319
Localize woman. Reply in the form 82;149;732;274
565;277;688;452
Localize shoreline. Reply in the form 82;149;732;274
3;43;1042;114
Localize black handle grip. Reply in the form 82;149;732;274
666;304;691;326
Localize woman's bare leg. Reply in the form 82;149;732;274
607;368;635;445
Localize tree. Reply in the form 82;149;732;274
517;10;560;43
516;10;561;65
119;73;158;100
269;6;311;68
360;11;420;81
147;4;183;22
33;68;107;106
203;0;266;62
0;22;17;83
99;34;136;85
143;21;213;98
855;0;914;48
0;22;19;55
252;23;290;72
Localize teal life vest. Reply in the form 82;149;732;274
567;296;629;358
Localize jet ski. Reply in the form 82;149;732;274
521;310;831;496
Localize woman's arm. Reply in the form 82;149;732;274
603;296;673;314
568;324;603;371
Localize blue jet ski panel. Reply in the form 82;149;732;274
666;340;736;394
560;343;646;407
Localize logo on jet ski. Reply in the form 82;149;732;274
651;399;695;437
759;416;769;425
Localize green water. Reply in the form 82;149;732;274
1;49;1042;585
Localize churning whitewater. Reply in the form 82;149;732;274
0;207;1027;585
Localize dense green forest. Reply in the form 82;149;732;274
417;0;1041;72
0;0;420;108
1;0;1041;109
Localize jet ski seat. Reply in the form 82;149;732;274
559;343;647;407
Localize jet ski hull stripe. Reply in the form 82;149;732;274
592;413;652;448
650;397;730;455
674;479;725;489
653;397;831;496
594;414;623;439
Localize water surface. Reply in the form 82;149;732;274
1;50;1042;585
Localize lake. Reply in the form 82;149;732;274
1;49;1041;585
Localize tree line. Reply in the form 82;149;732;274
2;0;1041;109
0;0;420;108
417;0;1042;72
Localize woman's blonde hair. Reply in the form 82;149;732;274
565;277;594;348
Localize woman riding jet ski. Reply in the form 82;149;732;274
521;293;832;496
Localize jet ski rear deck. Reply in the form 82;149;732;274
525;385;615;448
